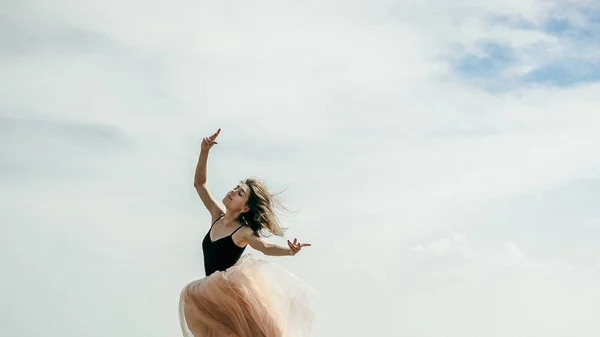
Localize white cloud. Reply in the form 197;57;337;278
500;241;526;260
413;234;475;261
491;241;533;270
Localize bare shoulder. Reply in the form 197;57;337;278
232;225;256;247
238;225;255;238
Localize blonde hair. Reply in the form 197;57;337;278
239;177;287;237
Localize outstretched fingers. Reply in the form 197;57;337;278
293;238;311;247
287;238;312;255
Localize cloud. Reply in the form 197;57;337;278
491;241;532;270
412;235;531;269
413;234;475;263
438;0;600;89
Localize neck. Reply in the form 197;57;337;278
223;210;242;225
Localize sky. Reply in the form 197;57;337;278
2;0;600;336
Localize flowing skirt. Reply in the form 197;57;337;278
178;254;317;337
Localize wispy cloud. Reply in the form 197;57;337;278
444;0;600;89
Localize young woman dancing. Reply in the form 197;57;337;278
178;128;317;337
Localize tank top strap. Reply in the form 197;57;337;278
210;214;224;228
230;224;245;236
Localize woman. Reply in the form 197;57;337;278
179;128;317;337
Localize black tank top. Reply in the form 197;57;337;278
202;215;247;276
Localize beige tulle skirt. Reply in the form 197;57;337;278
178;254;317;337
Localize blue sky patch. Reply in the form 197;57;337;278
542;17;572;36
487;14;536;30
450;6;600;90
453;42;516;77
541;5;600;40
522;59;600;87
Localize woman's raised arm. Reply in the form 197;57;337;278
194;128;225;220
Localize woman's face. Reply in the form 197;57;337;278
223;183;250;213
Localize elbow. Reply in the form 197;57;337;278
253;242;271;256
193;180;205;188
247;236;272;256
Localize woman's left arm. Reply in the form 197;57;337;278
244;232;311;257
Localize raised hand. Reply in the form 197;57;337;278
287;238;311;256
201;128;221;152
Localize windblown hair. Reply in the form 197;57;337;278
239;177;287;238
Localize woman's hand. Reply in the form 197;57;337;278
201;128;221;152
287;238;311;256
